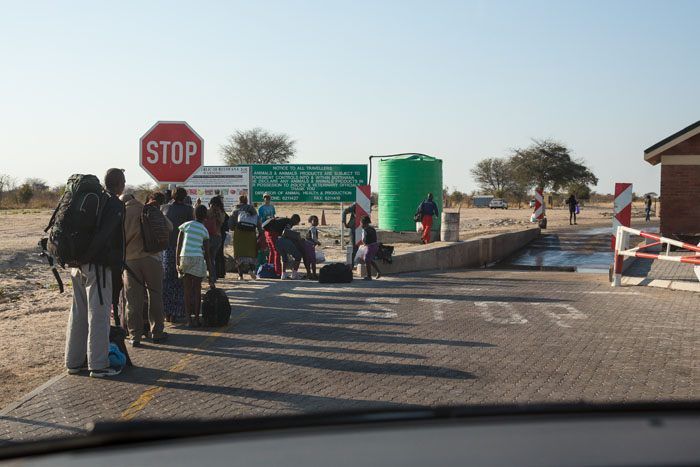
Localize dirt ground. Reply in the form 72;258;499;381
0;202;650;410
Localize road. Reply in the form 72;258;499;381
1;269;698;444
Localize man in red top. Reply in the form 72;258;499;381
417;193;439;244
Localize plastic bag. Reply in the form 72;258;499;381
355;245;368;264
575;204;580;214
416;222;424;233
315;249;326;263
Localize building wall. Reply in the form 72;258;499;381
660;164;700;236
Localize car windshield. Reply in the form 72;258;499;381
0;0;698;455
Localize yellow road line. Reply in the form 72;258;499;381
120;314;246;421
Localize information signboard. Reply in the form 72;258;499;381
183;166;250;209
247;164;367;202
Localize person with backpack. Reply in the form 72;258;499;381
62;168;126;378
121;191;171;347
176;205;215;327
162;188;194;323
416;193;439;244
229;194;259;280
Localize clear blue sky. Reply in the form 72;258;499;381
1;0;698;195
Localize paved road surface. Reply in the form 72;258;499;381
1;269;698;444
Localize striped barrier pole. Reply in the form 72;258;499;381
612;225;700;286
530;188;545;223
612;182;632;250
355;185;371;245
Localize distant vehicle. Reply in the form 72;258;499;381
472;195;494;208
489;198;508;209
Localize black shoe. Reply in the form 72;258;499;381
152;332;169;343
128;338;142;348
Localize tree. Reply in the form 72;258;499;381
509;139;598;191
17;183;34;205
25;178;49;192
0;174;16;207
566;181;592;201
220;128;296;165
470;157;513;197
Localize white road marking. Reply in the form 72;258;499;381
418;298;455;321
357;297;399;318
473;301;528;325
535;303;587;328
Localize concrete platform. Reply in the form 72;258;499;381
363;228;540;276
622;253;700;292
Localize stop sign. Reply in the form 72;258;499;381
139;121;203;184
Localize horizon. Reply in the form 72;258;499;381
2;1;699;195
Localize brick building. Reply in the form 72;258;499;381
644;120;700;239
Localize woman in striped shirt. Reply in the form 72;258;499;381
176;205;215;327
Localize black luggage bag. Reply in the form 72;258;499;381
201;288;232;327
318;263;353;284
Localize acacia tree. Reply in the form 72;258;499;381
470;157;513;197
508;139;597;191
220;128;296;165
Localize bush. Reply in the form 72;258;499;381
16;184;34;205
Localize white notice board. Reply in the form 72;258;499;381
183;166;250;210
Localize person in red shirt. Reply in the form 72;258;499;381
417;193;439;244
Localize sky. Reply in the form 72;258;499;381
1;0;699;195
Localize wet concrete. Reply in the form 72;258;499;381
502;226;613;272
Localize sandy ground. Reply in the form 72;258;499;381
0;202;650;410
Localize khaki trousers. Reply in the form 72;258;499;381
124;256;165;341
65;265;112;371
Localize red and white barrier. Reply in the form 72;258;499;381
611;225;700;286
612;182;632;250
530;188;545;223
355;185;371;245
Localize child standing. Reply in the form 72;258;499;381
304;215;322;280
360;216;381;280
176;205;215;327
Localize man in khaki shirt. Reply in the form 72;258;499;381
121;191;171;346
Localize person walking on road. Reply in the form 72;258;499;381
121;191;170;347
162;188;194;323
176;205;215;327
65;168;126;378
416;193;439;244
566;194;578;225
645;194;653;222
258;193;276;223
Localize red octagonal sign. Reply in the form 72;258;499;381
140;121;203;184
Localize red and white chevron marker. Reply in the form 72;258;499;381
530;188;545;223
612;182;632;250
355;185;371;245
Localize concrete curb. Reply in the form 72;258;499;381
0;373;67;416
621;275;700;293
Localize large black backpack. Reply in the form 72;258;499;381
141;204;169;253
45;174;106;268
201;288;231;327
318;262;354;283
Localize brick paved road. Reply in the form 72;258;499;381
1;269;698;444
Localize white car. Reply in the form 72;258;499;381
489;198;508;209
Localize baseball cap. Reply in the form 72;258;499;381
263;192;271;199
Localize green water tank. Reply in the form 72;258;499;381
378;154;443;232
